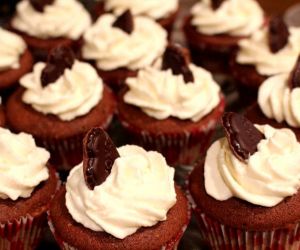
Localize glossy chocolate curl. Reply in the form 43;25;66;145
83;127;120;190
29;0;54;12
211;0;224;10
112;9;134;34
41;45;75;87
222;112;264;161
288;55;300;89
268;16;290;53
162;44;194;83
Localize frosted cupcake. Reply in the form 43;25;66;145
0;128;59;249
246;55;300;141
118;44;225;166
49;127;190;249
11;0;91;60
0;28;33;96
82;10;167;91
183;0;264;73
189;112;300;249
93;0;179;34
6;46;116;171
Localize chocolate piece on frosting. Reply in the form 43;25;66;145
83;127;120;190
268;16;290;53
222;112;264;161
288;55;300;89
211;0;224;10
41;46;75;87
29;0;54;12
162;44;194;83
112;10;134;34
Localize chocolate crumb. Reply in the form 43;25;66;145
288;55;300;89
268;16;290;53
112;10;134;34
29;0;54;12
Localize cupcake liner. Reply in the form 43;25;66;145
37;114;114;172
119;106;224;167
0;214;46;250
48;207;190;250
187;190;300;250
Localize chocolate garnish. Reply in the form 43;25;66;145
268;16;290;53
211;0;224;10
162;44;194;83
222;112;264;161
112;10;134;34
29;0;54;12
41;46;75;87
288;55;300;89
83;127;120;190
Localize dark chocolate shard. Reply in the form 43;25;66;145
162;44;194;83
29;0;54;12
211;0;224;10
288;55;300;89
222;112;264;161
41;45;75;87
83;127;120;190
112;9;134;34
268;16;290;53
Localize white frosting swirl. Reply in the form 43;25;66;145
12;0;91;39
82;14;167;71
191;0;264;36
237;27;300;75
124;64;220;122
20;60;103;121
205;125;300;207
103;0;178;19
0;128;49;201
66;145;176;239
0;28;27;71
258;73;300;128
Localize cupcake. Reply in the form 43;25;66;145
230;16;300;90
49;127;190;250
93;0;179;35
6;46;116;171
183;0;264;73
118;44;225;166
189;112;300;249
0;128;59;249
0;28;33;98
11;0;91;61
245;55;300;140
81;10;167;91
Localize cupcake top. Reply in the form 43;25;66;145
237;17;300;76
124;45;221;122
258;56;300;128
190;0;264;36
0;128;50;201
0;28;27;71
20;46;103;121
205;113;300;207
12;0;91;40
103;0;178;19
82;10;167;71
66;128;176;239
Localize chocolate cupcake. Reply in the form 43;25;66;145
49;128;190;250
183;0;264;73
11;0;91;61
118;44;225;166
189;112;300;249
93;0;179;35
0;128;59;249
6;46;116;171
81;10;167;92
245;55;300;140
0;28;33;98
230;16;300;90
